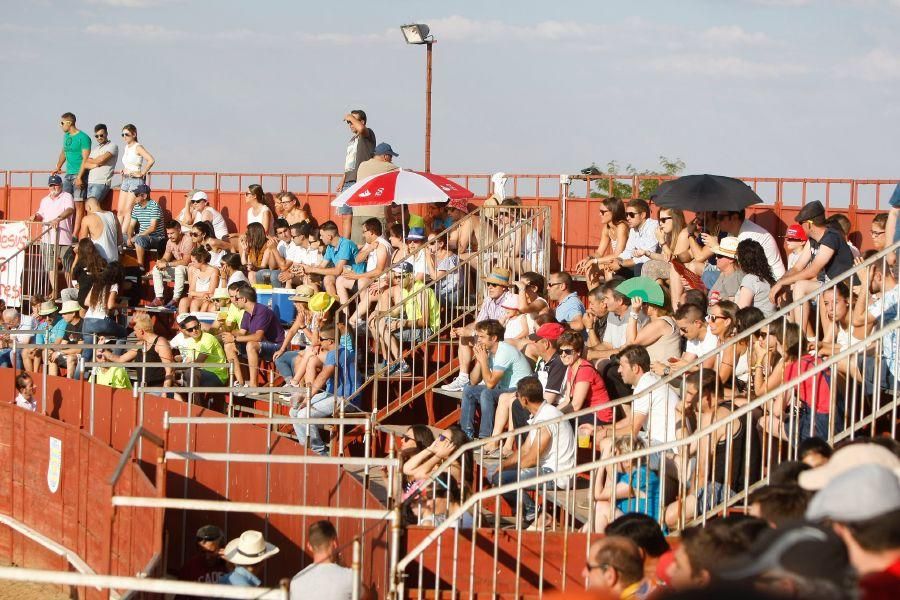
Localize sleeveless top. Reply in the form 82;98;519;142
140;335;166;387
195;270;213;293
93;211;120;263
194;207;229;239
246;205;272;234
646;316;682;364
122;142;143;175
366;237;393;273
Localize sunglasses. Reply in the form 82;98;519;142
121;133;133;138
872;230;885;236
183;325;199;333
487;282;505;288
625;212;639;218
437;434;448;442
597;209;609;215
659;216;672;223
190;199;204;204
59;121;69;126
94;133;106;139
320;337;335;343
548;282;564;287
707;314;728;322
558;348;576;356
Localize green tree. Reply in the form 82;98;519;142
581;156;685;199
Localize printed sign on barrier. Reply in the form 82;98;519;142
0;222;29;308
48;436;62;493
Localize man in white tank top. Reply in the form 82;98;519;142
188;191;230;242
79;197;121;262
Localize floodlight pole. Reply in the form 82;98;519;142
424;40;433;172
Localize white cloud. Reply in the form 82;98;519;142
837;47;900;80
700;25;772;46
83;22;187;40
84;0;179;7
647;54;809;78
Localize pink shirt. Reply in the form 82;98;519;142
36;192;75;246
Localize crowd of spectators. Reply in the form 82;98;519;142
6;110;900;597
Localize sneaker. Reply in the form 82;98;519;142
232;382;247;397
441;374;469;392
147;297;165;308
389;360;410;375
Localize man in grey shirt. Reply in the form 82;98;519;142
291;520;356;600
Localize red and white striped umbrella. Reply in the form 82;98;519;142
331;169;474;207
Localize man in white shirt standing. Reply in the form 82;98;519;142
290;520;356;600
489;376;576;527
610;199;659;277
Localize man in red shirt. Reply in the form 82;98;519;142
806;464;900;600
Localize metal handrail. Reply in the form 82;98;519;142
336;206;550;417
396;318;900;579
412;237;900;490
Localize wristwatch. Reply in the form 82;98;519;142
663;366;671;376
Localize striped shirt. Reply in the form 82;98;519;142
476;290;512;322
131;199;165;237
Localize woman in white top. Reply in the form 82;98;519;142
180;246;219;314
576;197;629;282
117;124;155;231
245;184;273;234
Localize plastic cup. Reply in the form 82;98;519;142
578;431;591;449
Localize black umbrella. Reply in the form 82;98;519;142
652;174;763;212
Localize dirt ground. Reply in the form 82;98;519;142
0;580;72;599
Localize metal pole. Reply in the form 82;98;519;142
352;538;361;600
424;41;433;172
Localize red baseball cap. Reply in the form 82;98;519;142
528;322;566;342
785;223;808;242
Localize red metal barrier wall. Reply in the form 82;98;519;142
0;402;159;599
4;170;897;270
0;370;391;596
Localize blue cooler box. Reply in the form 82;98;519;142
271;288;297;324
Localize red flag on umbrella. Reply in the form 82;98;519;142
331;169;474;208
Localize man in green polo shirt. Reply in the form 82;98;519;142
53;112;91;237
179;315;228;388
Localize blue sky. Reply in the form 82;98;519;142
2;0;899;179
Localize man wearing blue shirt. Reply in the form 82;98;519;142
289;325;361;455
460;319;533;440
548;271;586;331
220;530;279;587
301;220;365;300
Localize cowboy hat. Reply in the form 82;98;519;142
713;236;739;259
223;530;279;566
59;300;81;315
211;287;230;300
38;300;59;316
309;291;336;313
483;267;512;287
290;285;316;303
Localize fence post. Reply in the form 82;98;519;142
559;175;570;271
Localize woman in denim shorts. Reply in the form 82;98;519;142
117;123;155;231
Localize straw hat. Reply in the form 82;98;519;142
222;530;279;566
483;267;512;287
713;236;739;259
211;287;230;300
59;300;81;315
38;300;59;316
308;291;336;313
290;285;316;303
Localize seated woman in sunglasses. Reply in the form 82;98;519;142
402;426;470;499
189;221;227;268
